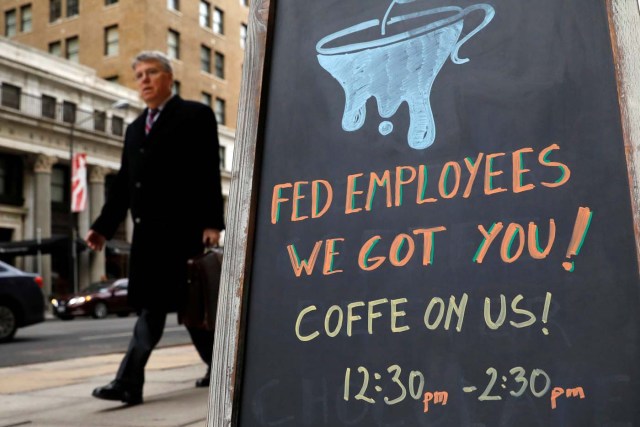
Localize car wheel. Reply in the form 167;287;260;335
92;302;108;319
0;303;18;343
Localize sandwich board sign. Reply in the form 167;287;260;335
209;0;640;425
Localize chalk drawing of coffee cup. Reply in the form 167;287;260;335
316;0;495;150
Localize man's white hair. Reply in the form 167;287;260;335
131;51;173;73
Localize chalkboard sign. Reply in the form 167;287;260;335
209;0;640;426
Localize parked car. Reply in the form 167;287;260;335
0;260;45;343
51;278;132;320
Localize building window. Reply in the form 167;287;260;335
240;23;247;49
199;0;210;27
104;25;119;56
0;159;7;199
48;40;62;56
200;45;211;73
214;51;224;79
201;92;212;107
167;0;179;11
62;100;76;123
65;36;79;62
50;0;62;22
67;0;79;17
42;95;57;119
219;146;226;170
20;5;32;32
213;8;224;34
214;97;225;125
51;167;66;204
94;110;106;132
105;0;118;5
172;80;180;95
0;155;23;206
1;84;21;110
111;115;123;136
167;29;180;60
4;9;16;37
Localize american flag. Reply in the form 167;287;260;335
71;153;87;212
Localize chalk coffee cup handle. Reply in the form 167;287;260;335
450;4;495;64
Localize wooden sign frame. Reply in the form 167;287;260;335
208;1;640;425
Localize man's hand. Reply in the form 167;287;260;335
85;229;107;252
203;228;221;247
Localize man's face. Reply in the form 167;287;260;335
133;60;173;108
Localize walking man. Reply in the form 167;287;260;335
86;51;225;405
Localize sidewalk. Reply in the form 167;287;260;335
0;345;211;427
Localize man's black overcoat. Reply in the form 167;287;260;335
91;96;225;312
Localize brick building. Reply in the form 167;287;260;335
0;0;249;130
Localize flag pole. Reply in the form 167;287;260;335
69;123;78;294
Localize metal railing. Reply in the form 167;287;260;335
0;85;127;137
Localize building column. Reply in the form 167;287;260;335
78;195;91;290
125;214;133;242
32;154;57;298
88;166;108;283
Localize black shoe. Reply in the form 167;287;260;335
92;380;143;405
195;369;211;388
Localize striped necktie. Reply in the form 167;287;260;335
145;108;159;135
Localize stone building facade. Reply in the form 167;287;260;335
0;37;234;298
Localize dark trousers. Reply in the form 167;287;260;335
115;309;214;389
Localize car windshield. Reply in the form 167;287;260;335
82;282;111;293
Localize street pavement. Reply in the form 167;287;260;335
0;344;212;427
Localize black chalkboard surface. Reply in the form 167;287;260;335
225;0;640;425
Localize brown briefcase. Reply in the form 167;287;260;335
181;247;223;330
